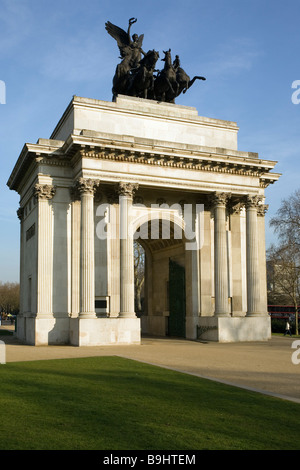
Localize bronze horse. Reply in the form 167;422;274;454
173;55;206;96
127;49;160;99
153;49;179;103
112;50;132;100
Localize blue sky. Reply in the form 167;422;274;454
1;0;299;282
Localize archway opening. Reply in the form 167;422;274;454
134;240;145;317
134;219;186;337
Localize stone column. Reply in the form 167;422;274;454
17;207;25;316
245;195;263;316
211;192;230;316
228;201;244;316
117;182;139;318
69;187;81;317
76;178;99;318
257;203;269;315
33;184;56;317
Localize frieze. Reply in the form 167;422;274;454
38;146;275;187
79;146;268;180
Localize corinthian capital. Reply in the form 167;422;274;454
117;182;139;198
245;195;264;209
75;178;100;196
228;201;244;215
208;191;231;208
33;184;56;200
257;204;269;217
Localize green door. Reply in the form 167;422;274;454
169;259;186;337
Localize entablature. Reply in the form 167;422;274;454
7;130;281;193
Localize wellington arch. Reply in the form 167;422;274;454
7;95;280;345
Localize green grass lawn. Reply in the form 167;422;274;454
0;356;299;450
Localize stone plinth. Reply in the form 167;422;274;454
70;317;141;347
16;315;141;346
51;95;239;150
197;316;271;342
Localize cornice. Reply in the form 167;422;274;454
76;142;279;184
8;132;281;193
7;141;65;192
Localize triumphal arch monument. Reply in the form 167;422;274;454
7;19;280;346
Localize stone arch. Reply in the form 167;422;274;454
133;214;189;338
131;207;186;242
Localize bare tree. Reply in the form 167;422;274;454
270;189;300;246
0;282;20;316
268;189;300;335
267;243;300;335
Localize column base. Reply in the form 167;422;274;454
118;312;136;318
70;317;141;346
79;312;97;319
35;313;54;319
197;315;271;342
246;312;266;317
16;316;70;346
16;316;141;346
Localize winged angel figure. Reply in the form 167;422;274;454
105;18;146;70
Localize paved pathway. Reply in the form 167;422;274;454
1;327;300;403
